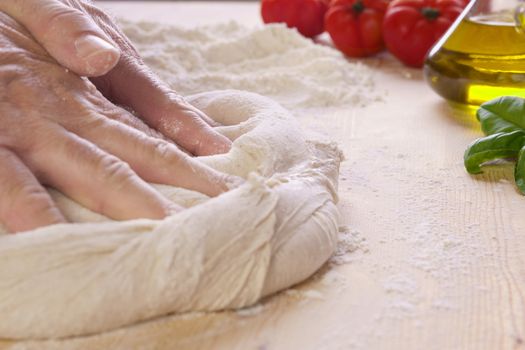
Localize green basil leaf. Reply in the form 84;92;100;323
515;145;525;195
477;96;525;135
464;131;525;174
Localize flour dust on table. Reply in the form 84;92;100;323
120;20;380;109
0;22;377;339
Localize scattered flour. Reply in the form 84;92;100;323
120;20;381;110
383;274;418;295
330;225;368;265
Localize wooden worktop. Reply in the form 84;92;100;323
3;2;525;349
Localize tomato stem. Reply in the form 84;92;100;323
352;0;365;13
421;7;441;20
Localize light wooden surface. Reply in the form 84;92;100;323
4;2;525;349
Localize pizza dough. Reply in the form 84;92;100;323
0;90;342;339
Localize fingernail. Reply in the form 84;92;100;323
75;35;119;73
75;34;116;59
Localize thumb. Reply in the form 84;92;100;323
0;0;120;77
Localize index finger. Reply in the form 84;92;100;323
91;60;232;156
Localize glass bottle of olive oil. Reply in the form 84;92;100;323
424;0;525;109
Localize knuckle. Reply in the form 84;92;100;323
70;114;107;132
2;182;53;223
151;139;172;159
97;155;134;185
0;12;32;43
0;47;33;66
82;3;113;24
0;108;51;152
72;1;131;56
94;155;137;213
44;6;87;32
149;138;187;165
5;76;35;99
0;43;40;77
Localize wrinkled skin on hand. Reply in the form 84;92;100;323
0;0;233;156
0;11;241;233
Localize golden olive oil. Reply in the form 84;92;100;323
424;11;525;108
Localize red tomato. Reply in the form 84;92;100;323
383;0;464;67
261;0;328;38
325;0;390;57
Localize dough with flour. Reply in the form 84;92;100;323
0;90;342;339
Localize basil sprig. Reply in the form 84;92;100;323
464;96;525;194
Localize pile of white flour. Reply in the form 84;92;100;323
0;22;377;340
121;20;378;109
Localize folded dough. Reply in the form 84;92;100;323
0;90;342;339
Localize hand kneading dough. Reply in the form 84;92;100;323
0;90;342;339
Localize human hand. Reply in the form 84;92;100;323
0;0;232;156
0;12;239;233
